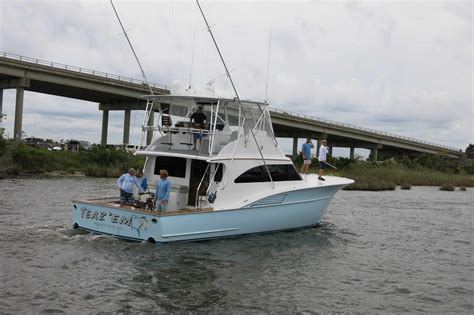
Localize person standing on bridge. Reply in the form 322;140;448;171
300;137;314;174
117;168;144;205
318;139;329;181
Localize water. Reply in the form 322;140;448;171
0;178;472;313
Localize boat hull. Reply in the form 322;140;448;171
72;182;347;243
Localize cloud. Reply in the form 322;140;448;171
0;0;472;150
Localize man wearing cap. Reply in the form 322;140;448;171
117;168;145;205
318;139;329;181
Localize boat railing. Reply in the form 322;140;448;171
146;125;212;136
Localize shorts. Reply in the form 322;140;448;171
303;159;311;165
157;200;168;212
319;161;328;169
194;133;203;140
120;190;134;204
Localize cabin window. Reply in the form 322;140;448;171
234;164;301;183
213;163;224;182
154;156;186;178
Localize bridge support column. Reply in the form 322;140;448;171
371;148;378;162
14;87;24;140
123;109;131;145
146;110;154;145
0;89;3;122
316;139;321;157
329;146;333;156
101;109;109;145
350;145;355;159
292;136;298;157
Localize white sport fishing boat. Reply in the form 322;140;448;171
71;0;353;243
72;95;353;243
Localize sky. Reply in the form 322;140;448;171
0;0;472;154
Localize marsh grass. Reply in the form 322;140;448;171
439;184;455;191
297;156;474;191
400;183;412;190
335;163;474;188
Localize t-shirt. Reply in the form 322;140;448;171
319;145;329;161
156;178;171;202
302;142;312;160
191;112;207;126
117;174;144;194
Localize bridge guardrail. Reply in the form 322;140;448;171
270;107;461;153
0;51;169;90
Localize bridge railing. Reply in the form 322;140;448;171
270;107;462;153
0;51;169;90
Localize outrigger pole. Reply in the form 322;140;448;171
110;0;154;163
196;0;275;188
110;0;154;96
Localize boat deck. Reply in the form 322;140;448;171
73;198;214;216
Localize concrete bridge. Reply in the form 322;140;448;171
0;52;464;159
0;52;169;144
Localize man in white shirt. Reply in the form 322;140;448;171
318;139;329;181
117;168;145;205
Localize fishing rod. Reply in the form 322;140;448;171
311;154;338;170
196;0;275;188
109;0;154;96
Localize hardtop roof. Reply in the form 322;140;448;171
142;95;267;107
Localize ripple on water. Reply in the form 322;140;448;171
0;180;473;313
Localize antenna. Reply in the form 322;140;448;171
110;0;154;96
264;27;272;103
196;0;275;187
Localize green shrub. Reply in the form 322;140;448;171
11;143;58;173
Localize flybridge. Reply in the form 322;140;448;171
136;95;281;160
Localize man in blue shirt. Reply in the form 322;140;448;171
155;169;171;212
300;137;314;174
136;170;148;191
117;168;144;205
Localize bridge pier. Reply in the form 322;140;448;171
101;109;109;145
350;145;355;159
14;87;24;140
0;89;5;125
0;89;3;122
371;148;378;162
292;136;298;157
123;109;131;145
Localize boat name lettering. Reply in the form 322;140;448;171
80;208;132;226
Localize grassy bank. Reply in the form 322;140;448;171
294;155;474;191
0;139;145;179
336;163;474;190
1;132;473;191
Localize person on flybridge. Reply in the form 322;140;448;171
190;106;207;150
